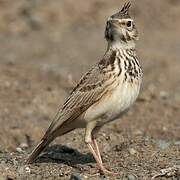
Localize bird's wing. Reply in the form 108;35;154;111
44;60;115;137
43;49;119;138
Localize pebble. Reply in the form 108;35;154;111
69;173;82;180
155;140;171;150
162;126;168;132
128;174;136;180
19;143;28;149
16;147;24;153
16;143;28;153
18;166;31;174
25;166;31;173
83;175;88;179
128;148;137;155
134;130;143;136
59;172;64;177
174;141;180;145
159;91;169;99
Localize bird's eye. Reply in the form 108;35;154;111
127;21;132;27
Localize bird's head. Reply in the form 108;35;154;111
105;2;138;49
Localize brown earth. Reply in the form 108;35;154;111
0;0;179;179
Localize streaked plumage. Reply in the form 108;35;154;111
26;2;143;175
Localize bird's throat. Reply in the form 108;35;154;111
108;40;136;51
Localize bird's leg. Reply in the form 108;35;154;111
87;142;118;175
85;122;105;172
87;142;104;170
85;123;117;175
92;139;103;164
91;127;103;164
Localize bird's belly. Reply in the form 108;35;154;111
107;81;140;118
84;80;141;124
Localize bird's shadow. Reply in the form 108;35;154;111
34;144;95;168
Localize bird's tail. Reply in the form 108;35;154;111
26;111;77;164
26;121;75;164
26;137;53;164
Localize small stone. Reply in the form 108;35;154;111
128;174;136;180
160;91;169;99
83;175;88;179
16;147;24;153
25;166;31;173
162;126;168;131
155;140;171;150
134;130;143;136
128;148;137;155
19;143;28;149
69;174;82;180
59;172;64;177
174;141;180;145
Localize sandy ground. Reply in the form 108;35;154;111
0;0;179;179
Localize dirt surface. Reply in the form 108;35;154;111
0;0;179;179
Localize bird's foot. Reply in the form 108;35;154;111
99;166;119;176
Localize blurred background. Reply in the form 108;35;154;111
0;0;179;178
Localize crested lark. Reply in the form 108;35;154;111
26;2;143;174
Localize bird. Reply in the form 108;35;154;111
26;2;143;175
